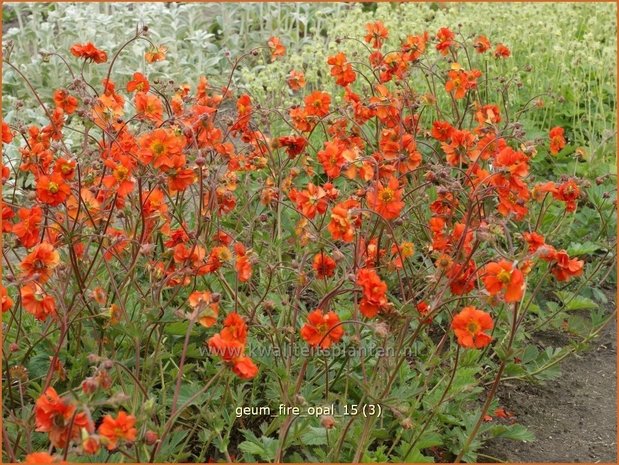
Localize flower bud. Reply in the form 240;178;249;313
145;430;159;445
373;322;389;338
400;417;413;429
321;415;336;429
82;377;98;395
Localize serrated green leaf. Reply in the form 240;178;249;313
300;426;328;446
489;423;535;442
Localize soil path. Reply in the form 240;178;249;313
484;312;617;462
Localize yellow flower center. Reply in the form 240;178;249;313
467;321;480;334
497;269;512;284
48;182;59;194
152;141;165;155
380;188;394;203
115;165;129;180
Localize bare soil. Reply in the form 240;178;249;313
483;312;617;462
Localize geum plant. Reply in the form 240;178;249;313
1;21;605;464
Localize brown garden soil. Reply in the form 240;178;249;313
482;301;617;463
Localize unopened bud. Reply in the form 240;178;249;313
321;415;336;429
144;430;159;445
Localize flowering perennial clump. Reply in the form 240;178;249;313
1;18;608;463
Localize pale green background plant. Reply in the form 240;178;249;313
3;1;616;162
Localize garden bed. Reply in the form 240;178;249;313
483;294;617;462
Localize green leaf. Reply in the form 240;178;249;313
238;440;265;457
164;321;190;335
555;291;598;311
300;426;328;446
415;430;443;450
489;423;535;442
567;241;604;256
396;444;435;463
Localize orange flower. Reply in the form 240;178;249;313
168;167;196;193
232;356;259;379
145;45;167;63
289;183;328;219
366;176;404;220
135;91;163;124
401;32;429;61
445;68;482;100
220;312;248;344
431;120;455;142
53;157;76;180
2;120;14;143
494;43;511;58
267;36;286;61
447;260;477;296
549;126;566;155
451;306;494;349
138;128;186;169
91;93;124;129
553;179;580;212
21;283;56;321
277;135;307;158
25;452;57;464
13;206;43;248
475;104;501;126
102;155;135;197
435;27;455;55
36;173;71;206
20;242;60;283
441;129;480;165
2;205;14;233
290;106;313;132
523;232;545;253
53;89;78;114
208;334;245;361
1;285;13;313
312;252;336;278
494;146;529;178
35;387;93;448
304;91;331;118
364;21;389;49
550;250;584;282
356;268;388;318
97;410;137;450
234;243;253;282
327;52;356;87
473;35;491;53
208;312;249;361
300;308;344;348
482;260;525;303
188;291;219;328
70;42;107;63
391;241;414;269
287;70;306;91
416;301;432;324
127;72;150;93
327;199;359;243
317;140;345;178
